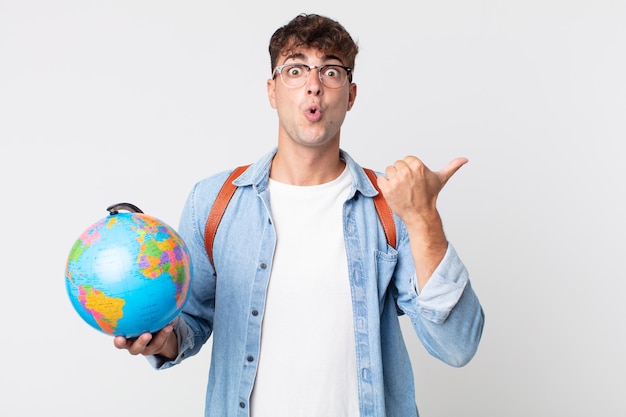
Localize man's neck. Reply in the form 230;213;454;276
270;146;345;186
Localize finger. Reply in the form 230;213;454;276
396;156;429;180
126;333;153;355
397;157;417;171
384;163;397;178
113;336;129;350
147;325;173;351
439;157;468;185
376;173;389;194
386;158;414;179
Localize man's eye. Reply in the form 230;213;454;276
287;66;304;77
324;68;339;77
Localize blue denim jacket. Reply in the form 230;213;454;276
152;148;484;417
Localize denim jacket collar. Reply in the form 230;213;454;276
233;147;380;198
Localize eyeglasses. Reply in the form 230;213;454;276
273;64;353;89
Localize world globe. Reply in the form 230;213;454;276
65;203;192;338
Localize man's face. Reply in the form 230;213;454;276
267;46;357;150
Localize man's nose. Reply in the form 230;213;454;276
305;67;322;95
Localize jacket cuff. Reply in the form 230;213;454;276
416;243;468;323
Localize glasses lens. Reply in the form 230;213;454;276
320;65;348;88
280;64;307;87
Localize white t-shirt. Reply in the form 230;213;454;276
250;166;359;417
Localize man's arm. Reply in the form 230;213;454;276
376;155;468;291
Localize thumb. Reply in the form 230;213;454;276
439;157;468;186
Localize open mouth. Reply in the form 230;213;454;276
305;105;322;121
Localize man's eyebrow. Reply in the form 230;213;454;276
283;52;307;63
282;52;345;65
323;54;344;63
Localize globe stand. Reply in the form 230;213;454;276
106;202;144;215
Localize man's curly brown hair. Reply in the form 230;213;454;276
269;14;359;75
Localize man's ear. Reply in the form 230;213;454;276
267;78;277;109
347;83;357;111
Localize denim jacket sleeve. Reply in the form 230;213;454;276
393;225;485;367
147;171;230;370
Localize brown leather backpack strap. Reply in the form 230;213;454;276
204;165;250;270
363;168;397;249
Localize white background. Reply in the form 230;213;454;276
1;1;625;416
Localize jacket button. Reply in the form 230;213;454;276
252;310;259;316
239;402;245;408
260;262;267;269
247;355;254;362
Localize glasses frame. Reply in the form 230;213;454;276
273;63;353;89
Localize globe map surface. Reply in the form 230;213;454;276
65;210;192;337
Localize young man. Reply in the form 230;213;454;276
115;13;484;417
